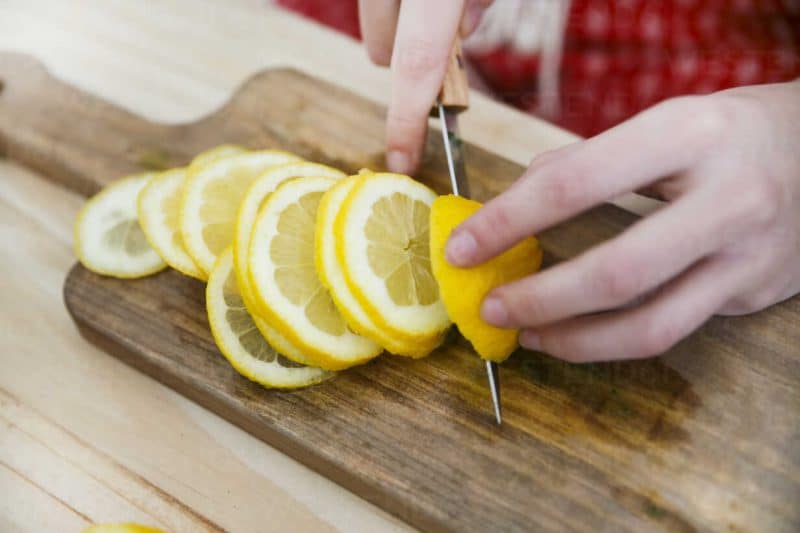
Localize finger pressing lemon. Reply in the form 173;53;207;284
430;195;543;362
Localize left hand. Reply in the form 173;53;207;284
445;80;800;362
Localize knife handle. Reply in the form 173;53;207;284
437;38;469;111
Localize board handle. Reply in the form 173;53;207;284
0;52;189;196
437;38;469;111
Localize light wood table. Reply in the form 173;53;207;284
0;1;655;531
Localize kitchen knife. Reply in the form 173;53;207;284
435;38;502;425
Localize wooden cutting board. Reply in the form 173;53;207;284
2;52;798;532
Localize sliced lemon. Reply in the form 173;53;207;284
316;175;443;357
207;248;333;388
430;195;543;362
137;146;246;280
234;161;346;304
190;143;246;167
251;313;315;366
83;525;165;533
248;176;382;370
334;173;450;351
180;150;302;275
137;168;205;279
74;173;167;278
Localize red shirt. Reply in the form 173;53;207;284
277;0;800;137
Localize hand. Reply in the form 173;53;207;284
358;0;494;174
445;81;800;362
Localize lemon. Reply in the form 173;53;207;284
334;173;450;352
190;143;246;167
74;173;167;278
232;162;346;366
83;525;165;533
316;175;443;357
430;195;543;362
137;146;246;280
180;150;302;275
251;313;315;366
207;248;333;388
137;168;205;279
248;176;382;370
233;161;346;304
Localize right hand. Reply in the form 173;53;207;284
358;0;493;174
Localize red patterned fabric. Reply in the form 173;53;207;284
276;0;800;137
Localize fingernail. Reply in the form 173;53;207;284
461;4;484;36
445;230;477;266
387;150;411;173
520;330;541;351
481;296;509;327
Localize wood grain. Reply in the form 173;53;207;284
0;388;222;532
2;52;799;532
0;159;387;533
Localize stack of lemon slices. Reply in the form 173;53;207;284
73;145;542;390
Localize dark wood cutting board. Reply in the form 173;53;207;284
2;52;798;532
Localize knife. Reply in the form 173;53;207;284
434;38;502;425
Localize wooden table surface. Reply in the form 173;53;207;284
0;1;657;531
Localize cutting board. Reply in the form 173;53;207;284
2;52;798;532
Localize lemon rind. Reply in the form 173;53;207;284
74;173;167;279
248;176;382;370
206;248;333;389
333;172;451;344
137;168;206;280
233;161;346;304
317;175;442;358
179;149;302;276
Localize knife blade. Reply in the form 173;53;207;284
435;38;502;425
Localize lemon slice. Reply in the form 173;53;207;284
234;161;346;304
180;150;302;275
251;313;315;366
430;195;543;362
207;248;333;388
316;175;443;357
334;172;450;348
137;168;205;279
190;143;246;167
248;176;382;370
74;173;167;278
137;146;246;280
83;525;165;533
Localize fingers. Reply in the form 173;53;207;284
386;0;465;174
461;0;493;36
358;0;399;66
480;187;743;329
518;257;742;362
446;96;725;267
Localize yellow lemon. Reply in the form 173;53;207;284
429;195;542;362
333;173;450;356
137;145;246;280
207;248;333;388
233;161;345;304
74;174;167;278
179;150;302;275
316;175;444;357
82;524;166;533
248;176;382;370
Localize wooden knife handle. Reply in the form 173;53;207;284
437;38;469;111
